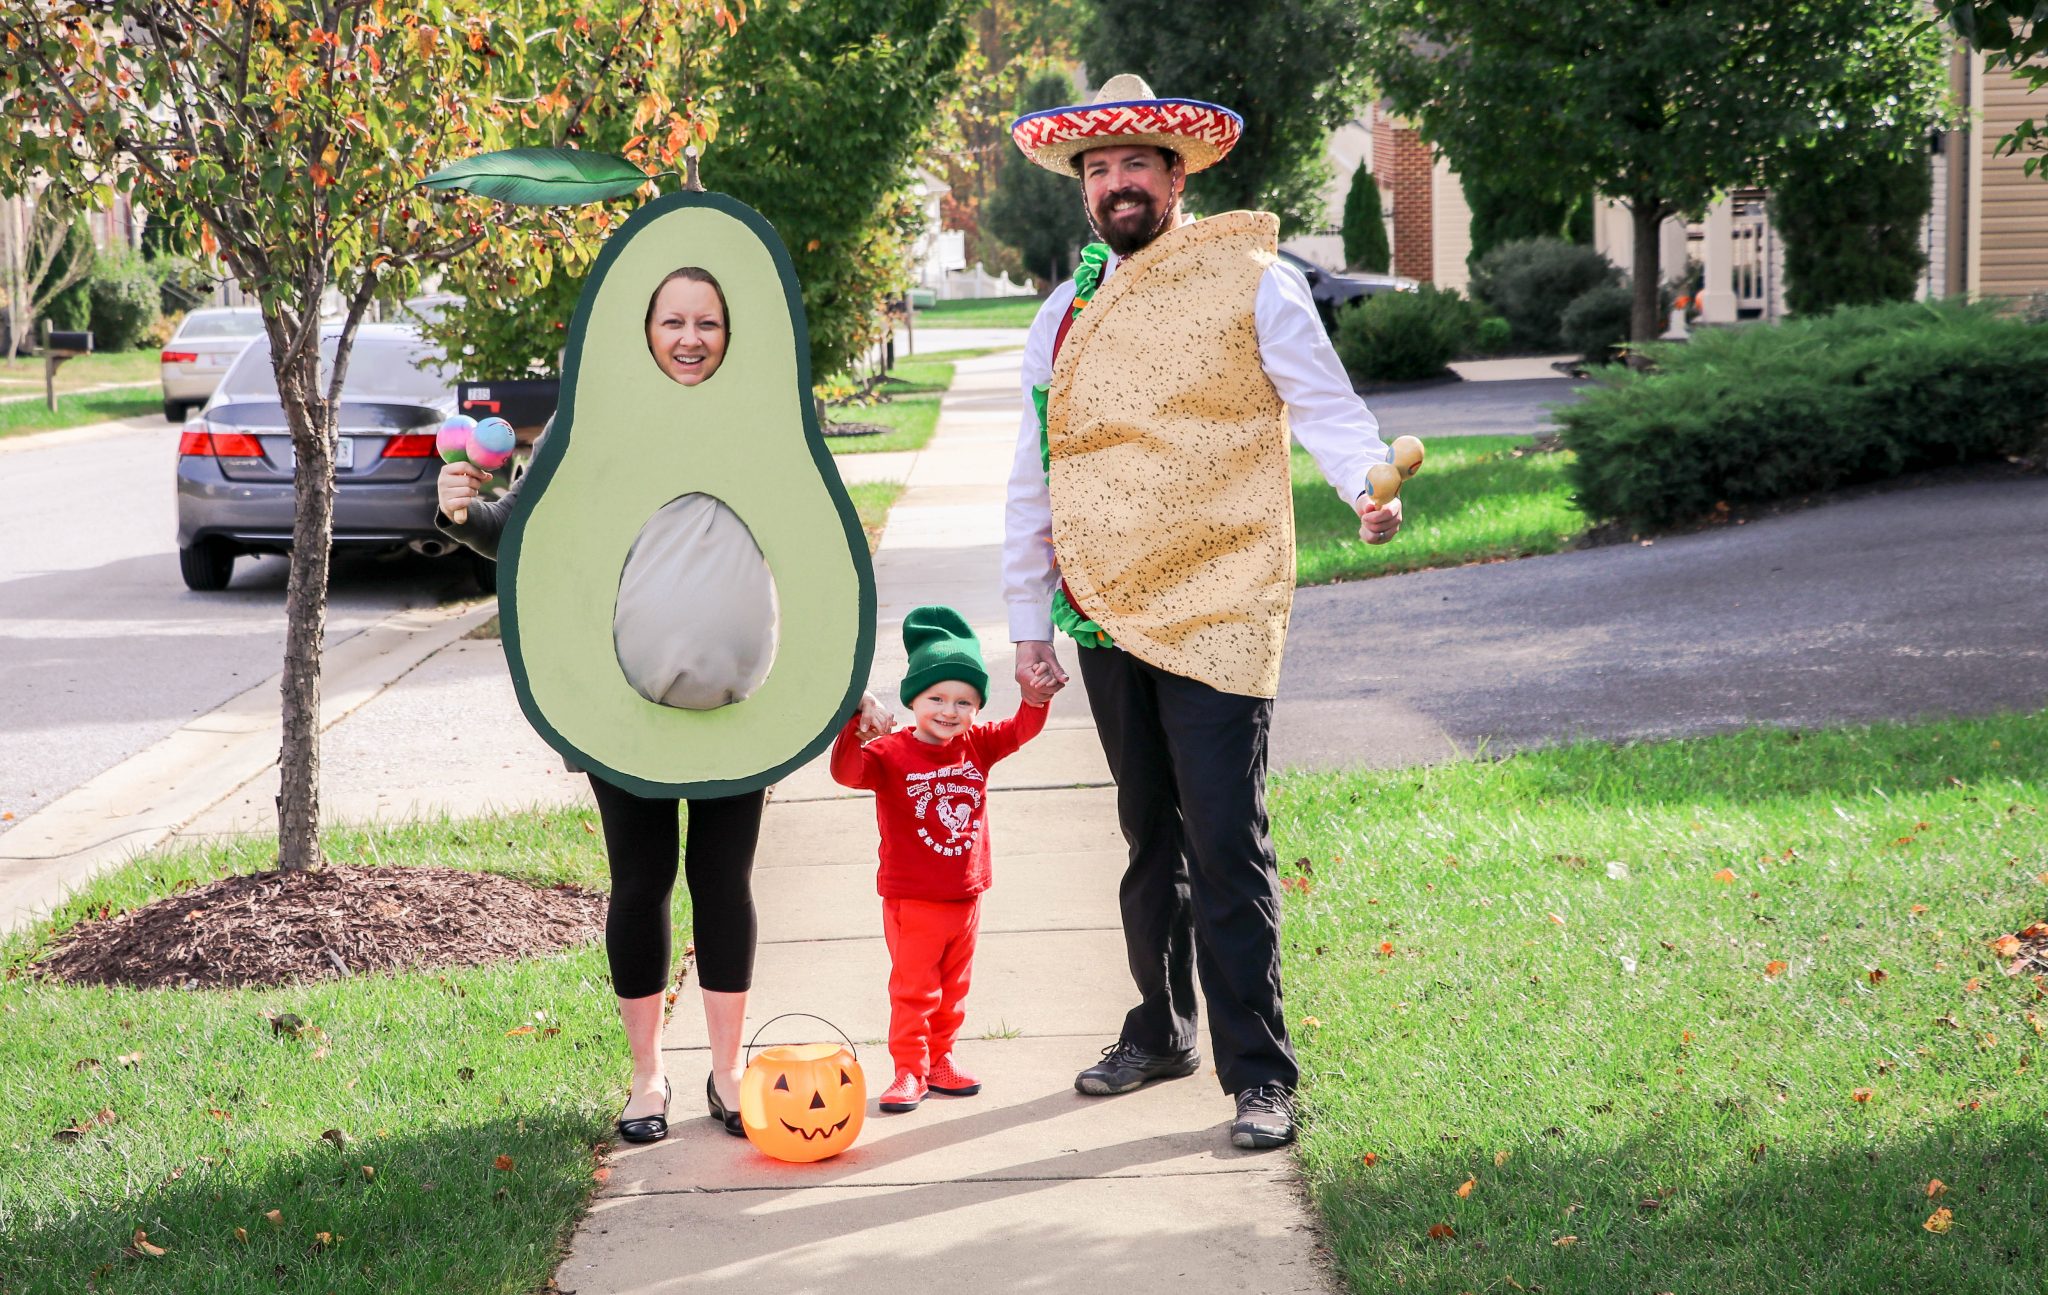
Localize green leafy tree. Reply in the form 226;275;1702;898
1462;170;1589;271
1365;0;1946;342
986;68;1092;284
1935;3;2048;178
0;188;93;359
0;0;734;869
1339;166;1389;272
1079;0;1370;232
713;0;974;381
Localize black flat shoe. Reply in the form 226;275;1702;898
617;1076;671;1145
706;1072;745;1137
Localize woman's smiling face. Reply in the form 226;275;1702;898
646;277;728;385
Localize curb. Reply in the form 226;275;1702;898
0;410;170;456
0;597;497;934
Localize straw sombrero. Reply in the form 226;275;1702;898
1011;73;1243;176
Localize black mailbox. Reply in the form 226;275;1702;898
457;378;559;444
44;330;93;356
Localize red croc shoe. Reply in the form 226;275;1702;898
928;1053;981;1097
878;1071;927;1113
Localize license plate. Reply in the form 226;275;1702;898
202;354;232;367
279;438;354;471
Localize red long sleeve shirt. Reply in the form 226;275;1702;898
829;701;1049;901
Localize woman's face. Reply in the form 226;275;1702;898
646;278;728;386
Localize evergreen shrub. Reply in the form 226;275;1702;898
1558;300;2048;527
1341;168;1390;272
1560;282;1634;363
1470;237;1619;351
86;252;161;351
1333;286;1470;382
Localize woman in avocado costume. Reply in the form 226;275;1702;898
429;191;877;1147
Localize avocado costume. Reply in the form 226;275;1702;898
498;192;876;798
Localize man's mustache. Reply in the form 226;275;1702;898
1093;188;1154;218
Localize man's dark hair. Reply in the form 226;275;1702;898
1072;144;1180;176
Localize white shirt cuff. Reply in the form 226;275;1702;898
1009;601;1055;644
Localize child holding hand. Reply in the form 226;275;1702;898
831;606;1050;1112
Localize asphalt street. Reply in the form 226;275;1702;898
1273;473;2048;770
1363;375;1587;439
0;417;475;832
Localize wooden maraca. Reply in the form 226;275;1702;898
437;415;517;524
1365;434;1426;507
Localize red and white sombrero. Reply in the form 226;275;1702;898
1011;73;1243;176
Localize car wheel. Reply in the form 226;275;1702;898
164;399;188;422
467;549;497;595
178;540;236;591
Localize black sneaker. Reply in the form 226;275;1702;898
1230;1083;1297;1149
1074;1039;1202;1096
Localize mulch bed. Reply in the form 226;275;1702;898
823;422;889;438
34;865;606;990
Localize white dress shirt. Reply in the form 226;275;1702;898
1003;249;1389;643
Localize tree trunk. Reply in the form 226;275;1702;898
274;346;336;871
1628;200;1665;347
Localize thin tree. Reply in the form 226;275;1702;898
0;185;93;360
0;0;735;869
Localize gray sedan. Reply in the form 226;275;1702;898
175;323;496;591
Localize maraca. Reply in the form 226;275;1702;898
1365;433;1426;507
438;415;518;524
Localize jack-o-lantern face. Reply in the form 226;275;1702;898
738;1042;866;1162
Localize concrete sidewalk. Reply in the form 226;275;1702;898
558;351;1331;1293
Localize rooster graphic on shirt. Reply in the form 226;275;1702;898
905;758;986;858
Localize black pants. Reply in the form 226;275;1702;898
1077;647;1298;1095
587;774;766;999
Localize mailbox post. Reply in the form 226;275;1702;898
39;320;94;411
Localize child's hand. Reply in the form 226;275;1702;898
1026;662;1063;698
856;692;896;742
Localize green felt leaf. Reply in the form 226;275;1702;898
419;148;653;206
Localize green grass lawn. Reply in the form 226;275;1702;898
1275;710;2048;1294
0;348;162;395
0;388;163;439
1294;435;1587;586
847;481;905;552
911;297;1045;329
825;359;955;455
0;811;653;1295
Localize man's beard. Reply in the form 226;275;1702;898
1087;186;1174;257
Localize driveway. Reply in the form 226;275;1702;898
1273;474;2048;770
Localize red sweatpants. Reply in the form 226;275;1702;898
881;896;980;1077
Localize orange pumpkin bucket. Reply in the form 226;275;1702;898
738;1014;866;1163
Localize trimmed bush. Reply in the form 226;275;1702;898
1558;300;2048;527
1470;237;1620;352
1333;285;1470;383
1560;282;1634;363
1472;314;1512;356
1772;141;1930;317
86;252;161;351
1341;168;1390;273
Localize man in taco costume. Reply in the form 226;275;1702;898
1005;74;1404;1149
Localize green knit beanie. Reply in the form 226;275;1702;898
899;605;988;708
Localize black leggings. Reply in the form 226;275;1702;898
587;774;766;998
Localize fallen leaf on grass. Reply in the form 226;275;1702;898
319;1128;349;1150
1360;1152;1379;1167
1924;1206;1953;1234
1495;1149;1512;1167
457;1066;476;1082
1965;978;1983;993
1868;968;1888;985
506;1025;536;1037
361;1165;375;1181
1377;941;1394;957
1992;935;2024;959
233;1227;248;1244
592;1166;612;1184
116;1052;141;1067
1851;1088;1873;1103
1547;912;1566;927
1301;1016;1322;1029
1553;1235;1578;1247
1927;1179;1947;1199
1456;1176;1475;1198
1765;960;1788;978
1713;869;1736;884
493;1155;516;1172
313;1232;334;1249
207;1108;232;1121
127;1229;165;1259
73;1058;101;1073
264;1210;283;1228
1426;1223;1456;1241
1910;904;1928;915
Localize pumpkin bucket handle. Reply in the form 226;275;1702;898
744;1012;860;1065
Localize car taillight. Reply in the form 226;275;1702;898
382;433;439;458
178;428;265;456
161;350;198;363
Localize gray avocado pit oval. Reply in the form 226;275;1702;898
613;492;779;710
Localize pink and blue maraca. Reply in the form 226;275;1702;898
438;415;517;523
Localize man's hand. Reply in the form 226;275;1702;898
1355;494;1404;545
1014;639;1068;705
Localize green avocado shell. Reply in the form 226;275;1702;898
499;191;877;798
